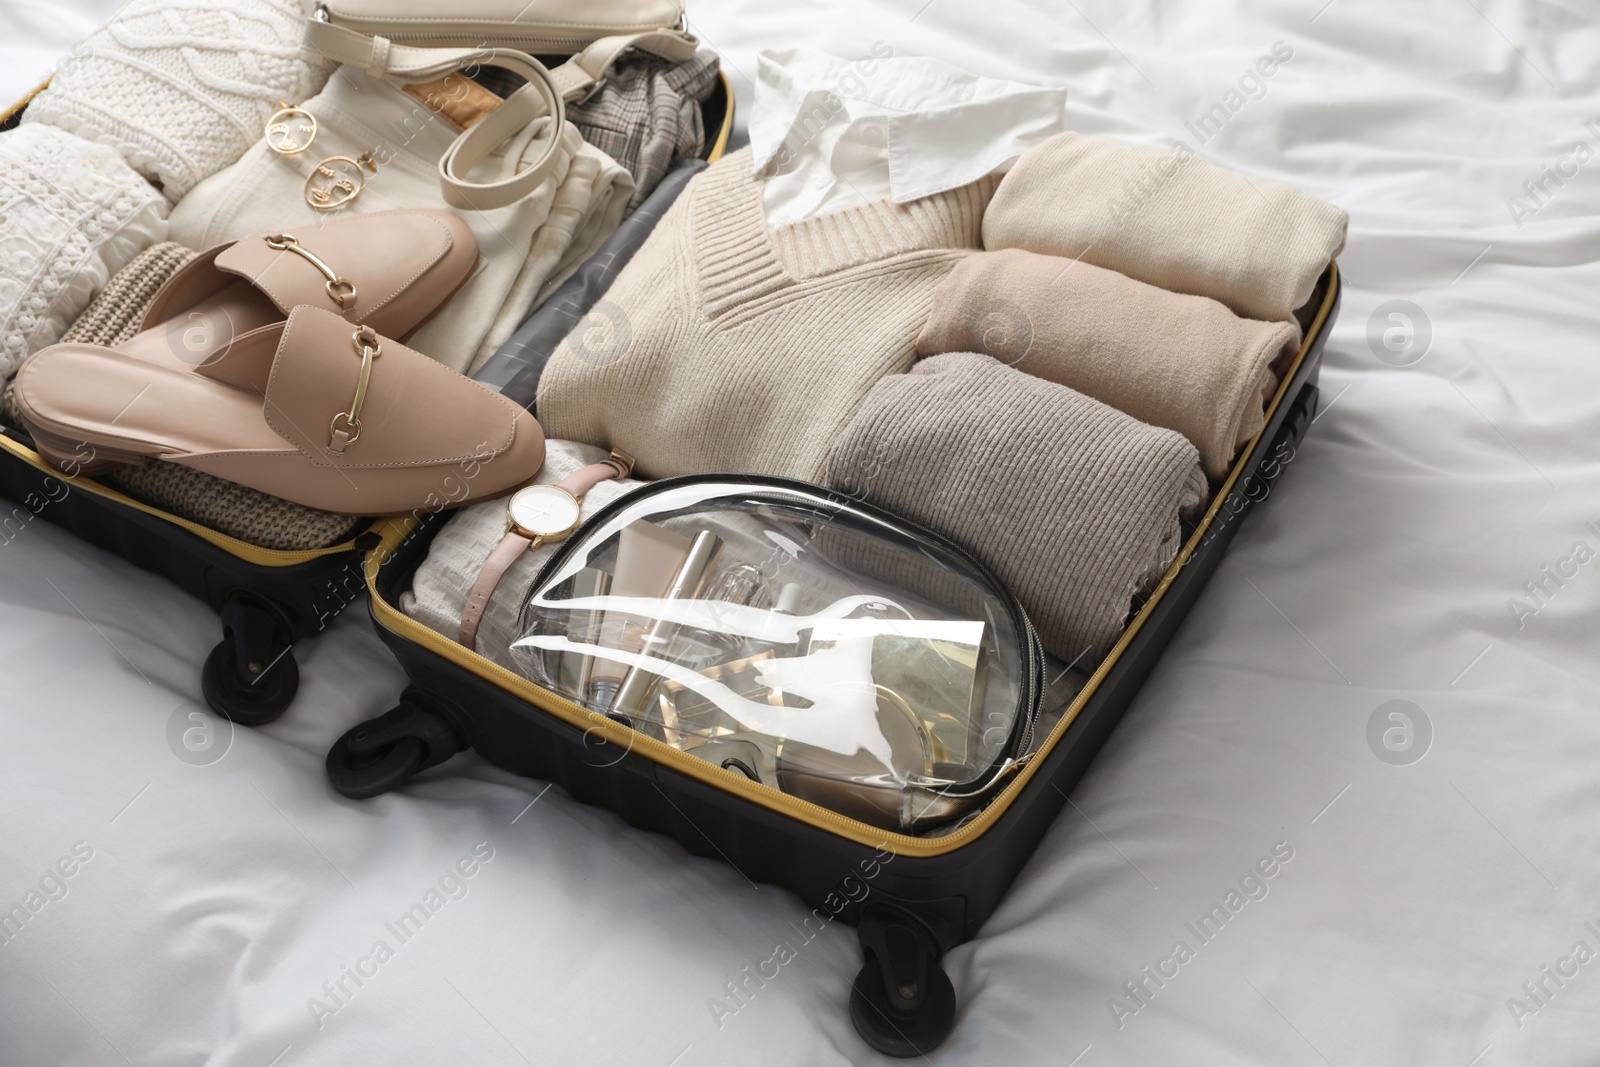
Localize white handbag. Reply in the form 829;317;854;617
304;2;698;210
314;0;686;52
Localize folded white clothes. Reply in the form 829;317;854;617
167;67;634;374
0;125;169;379
22;0;330;203
748;47;1065;227
402;440;647;672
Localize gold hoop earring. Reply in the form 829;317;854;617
265;103;317;156
305;151;378;211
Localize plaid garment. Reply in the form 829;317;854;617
3;242;364;552
476;50;719;211
568;50;720;210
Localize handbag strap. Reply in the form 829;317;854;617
546;29;700;100
303;18;698;212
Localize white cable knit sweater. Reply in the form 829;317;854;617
23;0;329;202
0;125;169;378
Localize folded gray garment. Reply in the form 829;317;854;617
983;132;1347;323
916;248;1300;479
825;353;1207;663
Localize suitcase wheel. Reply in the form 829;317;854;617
203;597;298;726
326;690;465;799
850;908;957;1057
202;635;298;726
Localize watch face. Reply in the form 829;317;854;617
508;485;582;539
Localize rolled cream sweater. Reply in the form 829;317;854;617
983;132;1347;323
536;147;997;481
916;249;1299;479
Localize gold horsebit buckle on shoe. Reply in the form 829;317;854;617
265;233;357;310
328;325;381;455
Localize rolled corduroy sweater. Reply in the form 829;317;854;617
536;147;997;481
826;352;1206;664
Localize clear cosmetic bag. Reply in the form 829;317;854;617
510;476;1044;832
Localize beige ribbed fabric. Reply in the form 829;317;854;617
826;352;1206;663
536;147;997;481
983;132;1347;323
59;242;198;348
402;440;646;671
916;249;1299;479
99;463;362;550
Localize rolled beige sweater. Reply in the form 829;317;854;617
916;249;1298;479
982;132;1347;323
826;353;1206;663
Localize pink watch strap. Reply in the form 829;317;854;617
556;457;629;498
457;454;632;653
459;532;530;651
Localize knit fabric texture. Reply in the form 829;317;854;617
983;132;1348;323
536;147;996;481
0;125;169;380
100;462;363;550
916;249;1300;479
58;241;197;347
567;50;719;211
825;352;1207;664
401;440;647;670
169;66;633;375
23;0;330;202
7;241;362;551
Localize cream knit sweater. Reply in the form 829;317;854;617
24;0;329;203
536;148;997;481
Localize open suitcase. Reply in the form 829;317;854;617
337;197;1341;1054
0;70;734;725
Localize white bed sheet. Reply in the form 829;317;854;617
3;1;1599;1064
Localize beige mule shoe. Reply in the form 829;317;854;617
14;306;545;516
112;208;479;379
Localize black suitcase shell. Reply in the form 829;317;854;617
347;235;1341;1054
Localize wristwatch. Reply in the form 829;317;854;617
458;449;633;651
